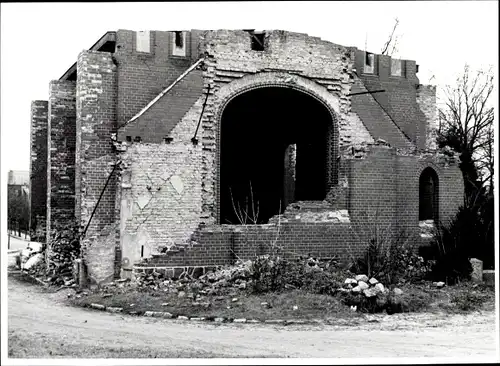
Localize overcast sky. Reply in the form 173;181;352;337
1;1;498;174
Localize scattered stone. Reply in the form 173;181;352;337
129;304;135;307
265;319;285;324
365;315;379;323
344;278;357;285
358;281;369;290
143;311;173;318
434;282;445;289
231;297;239;302
368;277;379;285
106;307;123;313
238;282;247;290
292;305;298;311
190;317;205;321
351;285;361;293
261;302;272;308
178;291;186;298
177;315;189;320
214;317;225;322
233;318;247;323
285;319;306;325
363;288;377;298
161;303;169;307
350;305;357;311
355;274;369;282
374;283;385;293
393;288;403;296
90;303;105;311
470;258;483;283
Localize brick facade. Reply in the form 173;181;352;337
416;84;438;150
29;29;465;283
29;101;49;241
353;50;428;150
47;81;76;240
76;50;118;284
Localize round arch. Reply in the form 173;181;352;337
214;73;342;224
419;166;439;222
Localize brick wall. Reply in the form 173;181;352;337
117;69;204;142
348;145;399;244
416;84;438;150
117;94;205;274
29;100;48;242
196;30;356;223
114;30;200;127
142;219;361;269
76;50;118;284
354;50;428;150
47;80;76;243
350;77;413;150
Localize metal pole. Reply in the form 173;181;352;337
81;162;120;240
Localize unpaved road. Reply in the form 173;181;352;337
7;274;499;360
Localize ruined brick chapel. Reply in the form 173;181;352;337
29;29;464;284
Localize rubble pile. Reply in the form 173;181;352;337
19;242;44;271
337;274;405;312
16;241;76;288
338;274;390;298
47;230;80;274
129;260;254;297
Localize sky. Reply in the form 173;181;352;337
0;1;498;175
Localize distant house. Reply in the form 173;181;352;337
7;170;30;236
8;170;29;198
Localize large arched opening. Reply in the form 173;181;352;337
219;86;336;224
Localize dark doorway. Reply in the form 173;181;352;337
419;167;439;221
220;87;333;224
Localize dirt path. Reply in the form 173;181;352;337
7;274;499;359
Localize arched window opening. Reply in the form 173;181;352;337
419;167;439;222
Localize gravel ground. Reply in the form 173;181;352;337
6;273;499;360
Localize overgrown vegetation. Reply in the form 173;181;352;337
347;209;432;286
436;64;495;270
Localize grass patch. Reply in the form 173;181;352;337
69;278;495;321
70;288;363;322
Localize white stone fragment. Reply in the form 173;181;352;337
170;175;184;194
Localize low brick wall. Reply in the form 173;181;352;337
141;221;361;269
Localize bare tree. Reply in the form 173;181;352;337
437;64;494;197
381;18;400;56
475;122;494;193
